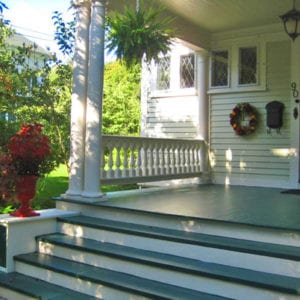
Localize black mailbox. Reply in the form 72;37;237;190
265;101;284;133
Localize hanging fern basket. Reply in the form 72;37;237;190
106;2;174;66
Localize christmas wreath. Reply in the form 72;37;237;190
230;103;257;136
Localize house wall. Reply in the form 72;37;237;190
141;41;201;139
141;27;295;188
210;34;291;188
143;96;199;139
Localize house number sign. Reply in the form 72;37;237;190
291;82;299;98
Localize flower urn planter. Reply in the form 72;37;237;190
10;175;40;217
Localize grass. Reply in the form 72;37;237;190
0;164;139;213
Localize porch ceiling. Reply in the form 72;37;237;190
107;0;293;48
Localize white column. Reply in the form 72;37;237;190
197;50;209;141
82;0;106;197
66;0;91;196
196;50;209;176
290;38;300;187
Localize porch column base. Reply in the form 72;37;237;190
60;193;106;203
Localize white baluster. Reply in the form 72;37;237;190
115;147;121;178
137;146;143;176
165;146;170;175
122;143;129;177
107;146;113;178
129;146;135;177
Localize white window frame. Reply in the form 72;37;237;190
208;41;266;94
151;50;197;98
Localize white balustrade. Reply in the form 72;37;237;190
101;135;208;184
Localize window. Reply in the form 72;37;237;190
154;49;196;93
239;47;257;85
209;42;266;93
180;54;195;88
157;56;170;90
211;50;229;87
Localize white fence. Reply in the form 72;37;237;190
101;135;209;184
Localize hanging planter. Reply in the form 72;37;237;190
229;103;258;136
106;0;174;66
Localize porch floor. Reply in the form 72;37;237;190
96;184;300;232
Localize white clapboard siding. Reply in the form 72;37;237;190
210;40;291;187
145;96;199;139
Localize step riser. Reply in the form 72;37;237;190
15;259;297;300
57;223;300;278
15;261;152;300
0;287;36;300
57;201;300;247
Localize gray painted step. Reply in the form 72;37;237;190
38;233;300;295
14;252;231;300
57;215;300;261
0;271;99;299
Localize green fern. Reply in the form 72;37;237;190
106;1;174;66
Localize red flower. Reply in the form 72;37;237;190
7;123;52;176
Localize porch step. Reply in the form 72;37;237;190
14;252;230;300
0;271;99;299
37;232;300;295
58;215;300;261
57;215;300;279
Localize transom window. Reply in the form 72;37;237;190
211;50;229;87
238;47;257;85
180;54;195;88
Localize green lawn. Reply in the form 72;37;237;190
0;165;139;213
32;164;69;210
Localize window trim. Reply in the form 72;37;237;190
208;41;266;94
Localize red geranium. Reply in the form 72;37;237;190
7;123;52;176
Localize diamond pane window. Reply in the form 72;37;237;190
239;47;257;85
180;54;195;88
211;50;229;87
157;56;170;90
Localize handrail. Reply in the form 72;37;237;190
101;135;209;184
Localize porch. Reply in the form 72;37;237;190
2;184;300;299
78;184;300;232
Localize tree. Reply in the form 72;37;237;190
103;61;141;136
0;20;72;169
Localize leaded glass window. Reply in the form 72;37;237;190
157;56;170;90
211;50;229;87
180;54;195;88
239;47;257;85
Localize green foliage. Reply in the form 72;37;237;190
52;10;76;57
0;21;72;169
103;61;141;135
106;1;174;66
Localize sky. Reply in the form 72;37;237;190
4;0;74;56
